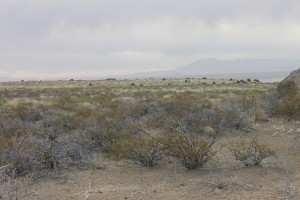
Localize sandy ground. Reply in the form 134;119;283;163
23;118;300;200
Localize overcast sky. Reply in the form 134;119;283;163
0;0;300;79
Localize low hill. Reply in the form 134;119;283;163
128;58;300;82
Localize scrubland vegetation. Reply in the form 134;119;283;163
0;78;299;199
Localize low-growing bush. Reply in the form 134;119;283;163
228;135;275;166
12;101;42;122
161;129;216;170
53;95;78;111
255;107;269;122
0;117;31;175
0;169;32;200
29;138;80;176
0;98;6;106
277;94;300;120
110;134;163;167
220;103;252;132
256;92;279;117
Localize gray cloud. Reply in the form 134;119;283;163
0;0;300;79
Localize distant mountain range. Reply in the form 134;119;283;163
126;58;300;82
1;58;299;82
0;76;14;82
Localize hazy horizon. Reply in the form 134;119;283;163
1;0;300;79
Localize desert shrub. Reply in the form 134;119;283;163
220;98;253;132
123;100;149;124
255;92;279;116
53;95;78;111
145;107;166;128
83;109;141;153
11;101;42;122
0;117;31;175
196;108;223;134
237;95;256;111
110;134;163;167
77;96;94;104
0;98;6;106
0;169;32;200
159;97;198;118
228;136;275;166
29;139;79;176
237;80;246;84
255;108;269;122
31;141;63;172
277;94;300;120
161;128;216;170
277;81;298;98
29;115;86;175
163;108;222;137
151;94;253;133
37;118;64;140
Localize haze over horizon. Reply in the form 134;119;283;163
1;0;300;80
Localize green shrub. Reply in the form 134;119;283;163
0;98;6;106
77;96;94;104
54;95;77;111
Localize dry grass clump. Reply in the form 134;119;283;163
228;135;275;166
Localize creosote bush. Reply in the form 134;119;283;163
255;108;269;122
161;129;216;170
110;134;163;167
228;135;275;166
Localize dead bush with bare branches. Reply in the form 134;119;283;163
228;135;275;166
0;168;32;200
